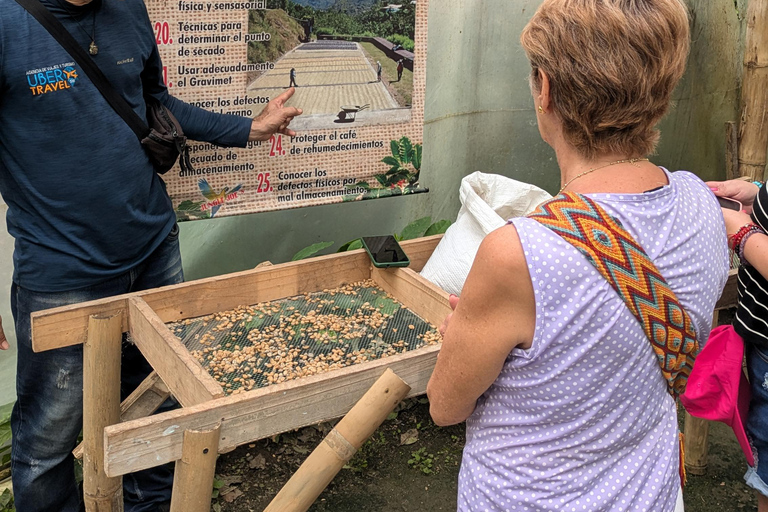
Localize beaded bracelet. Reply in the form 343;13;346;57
730;223;765;265
754;181;764;189
730;223;761;251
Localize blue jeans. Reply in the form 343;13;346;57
11;224;183;512
746;344;768;498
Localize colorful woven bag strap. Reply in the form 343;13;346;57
527;192;699;397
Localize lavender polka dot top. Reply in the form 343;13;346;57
458;170;729;512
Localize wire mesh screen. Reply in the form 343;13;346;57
169;280;441;395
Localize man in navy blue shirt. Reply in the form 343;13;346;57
0;0;301;510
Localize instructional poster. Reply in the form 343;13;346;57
146;0;428;220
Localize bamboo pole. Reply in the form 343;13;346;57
684;412;710;475
738;0;768;180
83;313;124;512
264;368;411;512
683;310;720;475
169;425;221;512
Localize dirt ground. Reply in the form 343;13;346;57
213;400;757;512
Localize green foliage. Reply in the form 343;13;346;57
0;489;13;512
211;476;225;499
396;217;451;241
291;216;452;261
314;26;338;35
270;0;416;41
374;136;422;190
292;241;334;261
337;239;363;252
175;200;211;221
407;447;434;474
0;402;12;474
398;216;432;241
248;9;306;65
344;429;388;473
0;402;15;511
425;220;451;236
388;33;415;52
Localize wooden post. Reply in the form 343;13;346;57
264;368;411;512
83;313;124;512
738;0;768;180
683;310;720;475
169;425;221;512
684;412;710;475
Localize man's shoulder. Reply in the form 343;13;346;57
105;0;152;20
0;1;27;22
115;0;148;10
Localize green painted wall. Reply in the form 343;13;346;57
0;0;750;404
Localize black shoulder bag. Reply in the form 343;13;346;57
14;0;194;175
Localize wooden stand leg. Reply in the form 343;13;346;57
75;371;171;460
684;412;710;475
683;310;720;476
83;313;124;512
265;368;411;512
169;425;221;512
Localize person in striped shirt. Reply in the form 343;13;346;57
709;177;768;512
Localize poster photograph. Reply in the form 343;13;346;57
148;0;427;221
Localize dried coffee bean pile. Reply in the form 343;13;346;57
170;280;441;395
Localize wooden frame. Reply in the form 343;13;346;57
34;234;738;506
32;235;449;507
31;235;441;353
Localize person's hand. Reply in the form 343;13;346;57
439;294;460;336
707;179;760;214
722;207;754;237
0;316;8;350
249;88;303;141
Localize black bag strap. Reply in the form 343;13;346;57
14;0;150;139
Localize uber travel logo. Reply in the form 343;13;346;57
26;62;78;96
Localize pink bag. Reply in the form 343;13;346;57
680;325;754;466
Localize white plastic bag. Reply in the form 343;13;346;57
420;172;552;296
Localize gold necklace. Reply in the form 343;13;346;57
558;158;649;195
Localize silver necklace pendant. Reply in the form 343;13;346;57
89;41;98;56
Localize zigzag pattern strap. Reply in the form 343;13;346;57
528;192;698;397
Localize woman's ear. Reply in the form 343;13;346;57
539;69;552;113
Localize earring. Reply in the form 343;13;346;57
538;105;545;114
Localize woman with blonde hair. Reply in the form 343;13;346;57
427;1;729;511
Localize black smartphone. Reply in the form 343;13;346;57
361;235;410;268
717;196;742;211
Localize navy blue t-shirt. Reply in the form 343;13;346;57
0;0;252;292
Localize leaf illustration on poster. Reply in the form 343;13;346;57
149;0;428;220
345;136;425;202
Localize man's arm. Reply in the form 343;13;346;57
426;224;536;426
141;46;301;146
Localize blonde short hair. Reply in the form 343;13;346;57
520;0;690;159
